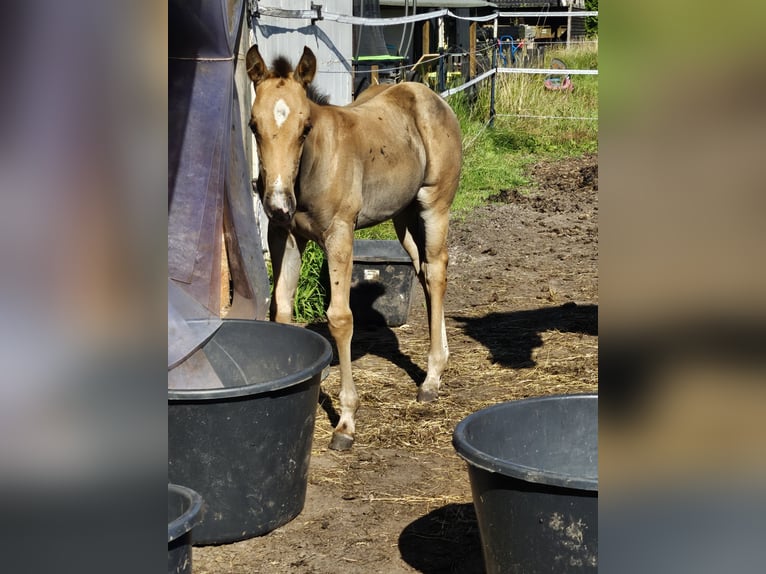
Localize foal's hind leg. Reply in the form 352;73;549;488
394;206;450;402
417;205;451;402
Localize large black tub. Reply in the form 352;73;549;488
453;394;597;573
168;320;332;545
168;483;203;574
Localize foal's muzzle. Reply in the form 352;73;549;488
267;206;293;225
264;190;296;225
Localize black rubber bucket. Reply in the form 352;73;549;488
168;320;332;545
168;483;203;574
350;239;414;327
453;394;598;573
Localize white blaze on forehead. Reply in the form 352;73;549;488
273;98;291;128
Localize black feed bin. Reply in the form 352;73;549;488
168;483;203;574
350;239;415;327
168;320;332;545
453;394;598;573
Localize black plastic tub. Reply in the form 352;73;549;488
168;483;203;574
350;239;414;327
168;320;333;545
453;394;598;573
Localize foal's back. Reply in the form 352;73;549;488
332;82;462;226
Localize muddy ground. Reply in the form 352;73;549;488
195;153;598;573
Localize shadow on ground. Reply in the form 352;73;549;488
398;503;484;574
453;302;598;368
307;282;427;428
306;282;427;382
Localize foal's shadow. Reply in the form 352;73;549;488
453;302;598;368
398;503;484;573
307;282;427;426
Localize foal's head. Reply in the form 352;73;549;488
246;46;316;225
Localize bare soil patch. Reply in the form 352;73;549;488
195;153;598;573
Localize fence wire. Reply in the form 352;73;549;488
254;6;598;26
461;118;493;153
495;113;598;121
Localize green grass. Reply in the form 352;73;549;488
283;41;598;321
448;41;598;217
355;220;396;241
292;241;327;323
265;240;327;324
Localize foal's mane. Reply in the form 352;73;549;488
307;85;330;106
270;55;330;105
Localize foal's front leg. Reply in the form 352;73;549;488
323;221;358;450
268;224;305;323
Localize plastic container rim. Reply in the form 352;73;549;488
168;482;204;543
452;393;598;492
168;320;333;401
352;239;413;264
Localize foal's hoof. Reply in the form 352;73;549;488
417;387;439;403
329;432;354;451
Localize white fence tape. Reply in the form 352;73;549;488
440;69;496;98
496;67;598;75
328;9;443;26
496;113;598;121
256;7;598;27
450;11;598;22
497;11;598;18
258;6;449;26
440;68;597;100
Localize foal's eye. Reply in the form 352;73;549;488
301;123;313;140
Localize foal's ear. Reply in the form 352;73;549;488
246;45;269;85
294;47;316;87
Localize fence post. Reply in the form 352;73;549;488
437;47;446;92
469;22;476;79
489;41;497;128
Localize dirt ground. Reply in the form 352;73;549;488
195;153;598;573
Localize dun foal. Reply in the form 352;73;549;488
246;46;462;450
